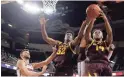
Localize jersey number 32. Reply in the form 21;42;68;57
56;45;66;55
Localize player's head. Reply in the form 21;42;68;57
20;49;30;60
92;29;103;40
64;30;74;42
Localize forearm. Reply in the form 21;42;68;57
104;18;113;44
72;20;91;45
104;18;112;35
41;24;58;45
85;20;95;41
41;24;49;41
77;20;90;39
44;51;56;65
108;51;113;60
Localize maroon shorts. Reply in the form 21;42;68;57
84;61;112;76
54;67;73;76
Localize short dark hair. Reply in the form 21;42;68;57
18;49;29;59
65;30;74;37
20;49;29;54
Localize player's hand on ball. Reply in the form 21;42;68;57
86;17;96;22
99;11;107;20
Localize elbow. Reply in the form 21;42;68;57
42;36;48;41
42;36;49;42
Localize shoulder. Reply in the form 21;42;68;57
56;41;63;46
87;39;94;45
17;59;25;67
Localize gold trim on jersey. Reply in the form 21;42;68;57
87;40;106;52
56;42;76;55
87;40;95;49
69;42;76;54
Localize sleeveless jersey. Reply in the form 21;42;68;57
54;42;76;68
86;40;109;62
17;64;34;76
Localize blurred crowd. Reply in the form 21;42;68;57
1;50;17;66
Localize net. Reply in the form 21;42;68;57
42;0;58;14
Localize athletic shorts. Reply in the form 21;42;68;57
84;61;112;76
54;67;73;76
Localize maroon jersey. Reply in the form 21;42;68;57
54;42;76;68
86;40;109;62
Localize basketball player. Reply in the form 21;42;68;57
40;18;90;76
16;47;57;76
80;11;113;76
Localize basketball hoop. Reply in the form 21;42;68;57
42;0;58;14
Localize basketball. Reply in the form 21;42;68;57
86;4;101;20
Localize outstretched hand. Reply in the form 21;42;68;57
40;17;48;25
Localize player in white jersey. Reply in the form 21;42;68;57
16;47;57;76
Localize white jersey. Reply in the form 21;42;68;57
17;64;34;77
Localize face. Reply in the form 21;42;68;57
64;33;73;42
21;50;30;59
93;30;103;40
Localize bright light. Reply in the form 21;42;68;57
112;73;116;76
13;66;17;70
5;64;10;68
16;0;24;5
43;73;49;76
23;3;41;14
8;24;12;27
75;75;79;77
44;7;55;15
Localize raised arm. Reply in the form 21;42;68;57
108;44;115;60
17;60;47;76
32;47;57;69
85;19;96;43
100;11;113;45
71;19;91;46
40;18;59;46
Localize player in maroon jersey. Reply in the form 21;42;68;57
40;17;91;76
80;11;113;76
